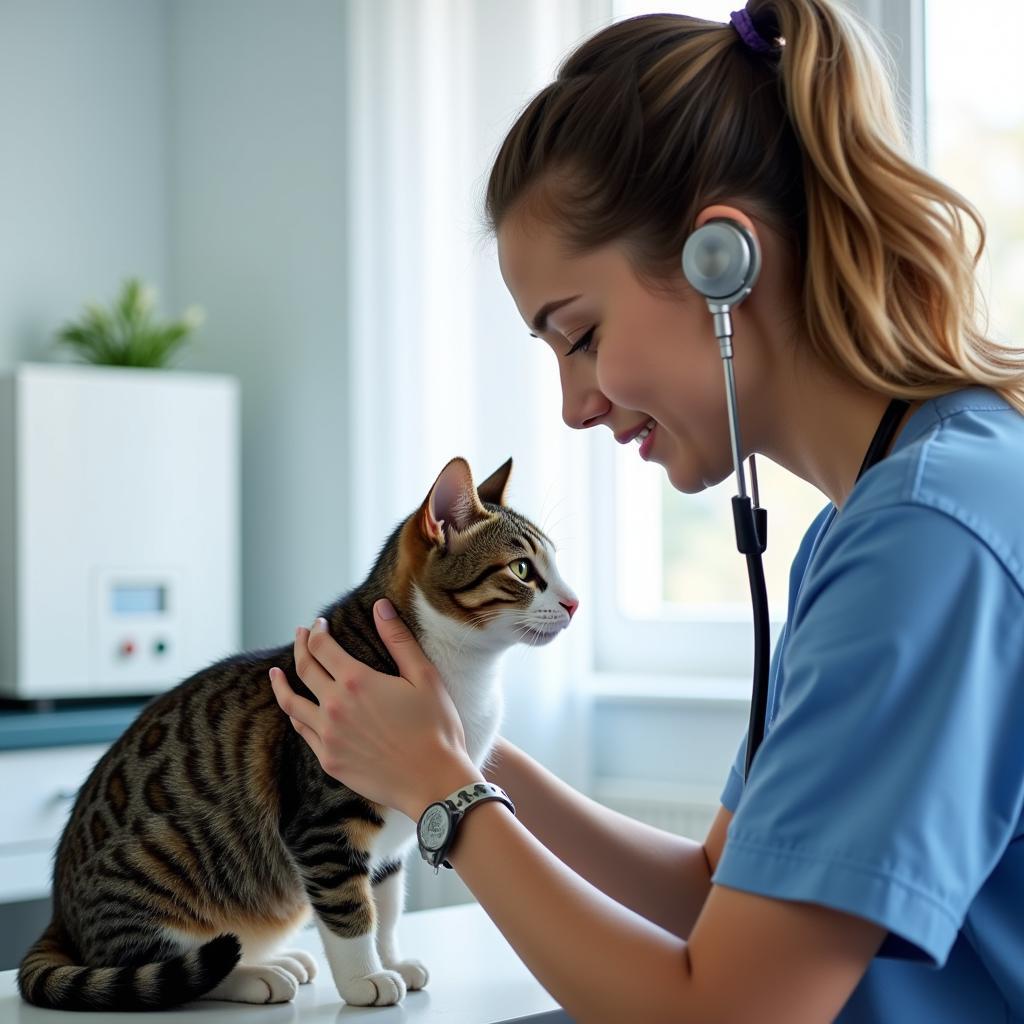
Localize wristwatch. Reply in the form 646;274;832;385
416;782;515;872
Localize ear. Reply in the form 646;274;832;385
419;457;489;548
476;457;513;506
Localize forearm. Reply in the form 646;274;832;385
446;798;699;1024
483;737;712;938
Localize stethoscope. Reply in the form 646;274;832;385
681;218;910;781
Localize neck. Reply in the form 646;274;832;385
755;359;920;509
734;225;921;509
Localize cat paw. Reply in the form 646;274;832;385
201;964;298;1004
266;950;318;984
338;969;407;1006
385;957;429;991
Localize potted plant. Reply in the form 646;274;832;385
54;278;204;369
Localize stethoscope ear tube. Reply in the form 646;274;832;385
683;220;911;785
680;217;776;782
734;496;770;780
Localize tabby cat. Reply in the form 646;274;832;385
17;456;578;1011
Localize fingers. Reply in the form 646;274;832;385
294;625;340;700
270;667;338;776
288;713;329;767
269;667;321;729
373;600;432;685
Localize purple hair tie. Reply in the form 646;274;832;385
730;8;773;53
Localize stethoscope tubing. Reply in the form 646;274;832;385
682;217;909;783
739;503;771;780
738;398;911;780
716;341;771;781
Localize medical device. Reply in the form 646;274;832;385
682;219;909;779
0;363;241;702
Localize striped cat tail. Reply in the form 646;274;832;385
17;921;241;1011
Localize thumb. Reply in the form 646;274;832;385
374;598;432;683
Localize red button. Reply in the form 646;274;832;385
120;640;135;657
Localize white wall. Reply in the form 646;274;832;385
0;0;354;649
0;0;169;369
165;0;352;646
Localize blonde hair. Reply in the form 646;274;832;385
485;0;1024;414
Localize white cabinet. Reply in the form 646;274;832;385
0;363;241;700
0;744;108;903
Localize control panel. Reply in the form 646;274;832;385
90;569;184;689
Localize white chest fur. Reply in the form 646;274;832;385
367;589;504;870
410;588;504;768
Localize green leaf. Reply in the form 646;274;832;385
54;278;202;368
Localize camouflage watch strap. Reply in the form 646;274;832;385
436;781;516;871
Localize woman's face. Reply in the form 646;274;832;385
497;207;770;493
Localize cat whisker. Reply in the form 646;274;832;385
539;495;569;534
537;480;559;526
510;621;546;647
538;514;575;546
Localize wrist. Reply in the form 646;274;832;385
405;752;484;821
416;780;516;872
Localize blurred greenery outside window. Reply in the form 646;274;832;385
611;0;1022;623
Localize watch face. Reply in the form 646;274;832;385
418;803;451;851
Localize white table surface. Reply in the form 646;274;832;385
0;902;572;1023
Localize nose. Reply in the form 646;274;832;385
559;364;609;430
560;598;579;620
562;392;608;430
563;400;608;431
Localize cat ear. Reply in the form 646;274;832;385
476;457;513;506
420;457;489;548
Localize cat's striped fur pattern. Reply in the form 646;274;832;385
18;457;577;1010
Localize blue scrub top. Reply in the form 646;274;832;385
716;386;1024;1022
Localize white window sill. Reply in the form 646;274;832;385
583;671;753;707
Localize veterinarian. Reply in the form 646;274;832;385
270;1;1024;1020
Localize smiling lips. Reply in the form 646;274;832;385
615;418;657;445
638;423;657;460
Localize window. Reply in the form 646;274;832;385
925;0;1024;347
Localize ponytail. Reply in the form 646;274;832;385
485;1;1024;412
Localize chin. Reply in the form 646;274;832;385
663;448;733;494
519;627;561;647
664;463;706;495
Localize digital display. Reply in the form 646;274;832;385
111;585;166;615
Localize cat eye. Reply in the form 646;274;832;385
509;559;533;581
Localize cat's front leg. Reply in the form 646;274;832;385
372;859;429;991
285;795;407;1005
313;902;405;1007
302;850;406;1006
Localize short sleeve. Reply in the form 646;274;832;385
720;730;747;813
712;504;1024;967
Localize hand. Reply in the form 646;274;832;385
269;599;483;820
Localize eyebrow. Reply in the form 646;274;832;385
528;294;582;337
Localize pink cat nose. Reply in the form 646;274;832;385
560;599;579;620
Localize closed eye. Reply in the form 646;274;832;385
567;327;595;356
